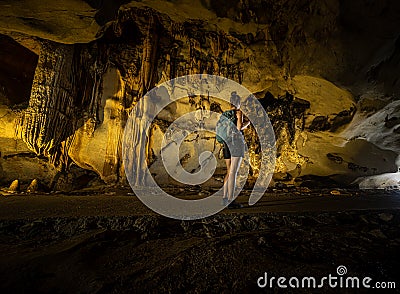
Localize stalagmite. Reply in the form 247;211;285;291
8;180;20;192
27;179;38;193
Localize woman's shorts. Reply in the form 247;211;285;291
222;135;245;159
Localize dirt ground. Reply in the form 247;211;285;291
0;188;399;293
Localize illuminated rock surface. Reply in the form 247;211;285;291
0;0;399;189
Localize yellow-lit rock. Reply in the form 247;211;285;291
27;179;38;193
0;0;399;189
8;179;19;192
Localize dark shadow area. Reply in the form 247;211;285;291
83;0;132;25
0;207;399;293
0;34;38;107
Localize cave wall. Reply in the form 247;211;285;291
0;35;58;187
1;0;400;188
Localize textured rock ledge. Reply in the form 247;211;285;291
0;210;399;241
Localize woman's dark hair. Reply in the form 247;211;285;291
230;91;241;108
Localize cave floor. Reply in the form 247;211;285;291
0;189;399;293
0;188;400;219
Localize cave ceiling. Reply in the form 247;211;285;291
0;0;399;86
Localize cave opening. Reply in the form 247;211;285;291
0;34;38;108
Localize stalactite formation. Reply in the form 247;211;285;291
15;41;110;170
17;42;77;157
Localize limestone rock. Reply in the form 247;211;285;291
8;180;20;192
27;179;39;193
0;0;100;44
0;0;399;187
379;213;394;222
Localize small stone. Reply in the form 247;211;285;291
368;229;387;239
276;231;285;237
8;180;20;193
378;213;393;222
0;190;12;197
299;187;311;193
359;215;369;224
275;182;287;189
258;236;266;246
27;179;38;193
330;190;341;196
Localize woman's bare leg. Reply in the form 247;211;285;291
223;159;231;198
227;156;243;200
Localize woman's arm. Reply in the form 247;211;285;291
236;109;243;131
241;115;250;130
237;110;250;131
